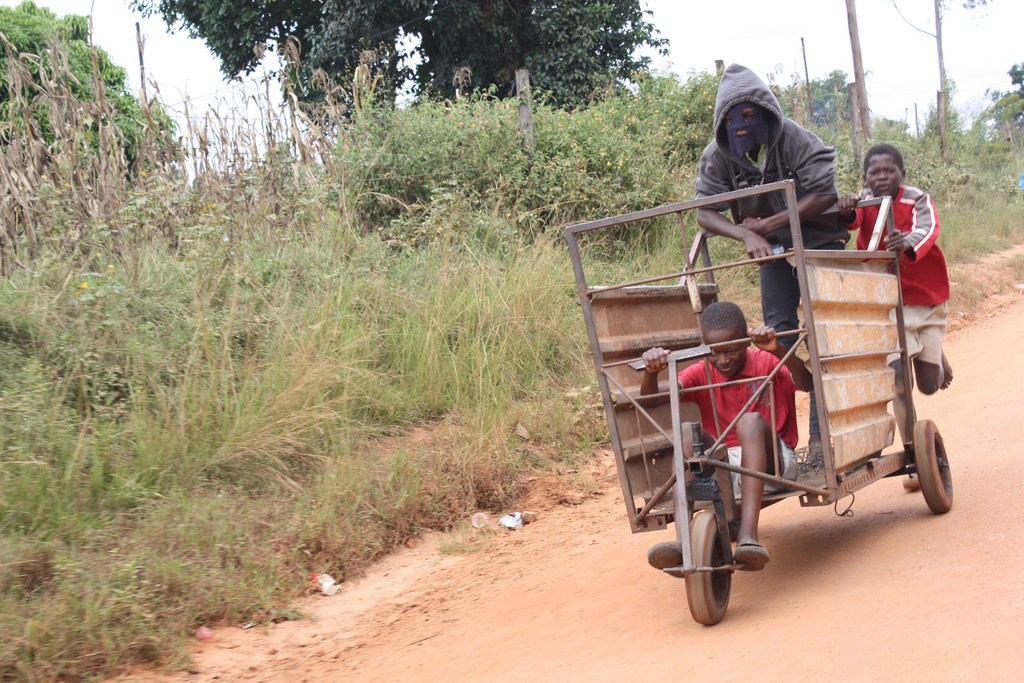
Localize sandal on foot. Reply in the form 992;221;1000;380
647;541;683;570
940;353;953;390
734;538;770;571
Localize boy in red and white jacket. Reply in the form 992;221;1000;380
838;144;952;489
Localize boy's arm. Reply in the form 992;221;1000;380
749;326;813;392
836;192;862;227
639;347;669;395
891;188;940;260
696;208;773;258
733;191;838;241
696;191;836;258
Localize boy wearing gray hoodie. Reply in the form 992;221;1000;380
694;63;845;456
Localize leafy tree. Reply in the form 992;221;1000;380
133;0;666;106
988;62;1024;124
0;1;169;162
807;70;851;128
774;69;851;129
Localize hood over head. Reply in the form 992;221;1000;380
713;64;783;160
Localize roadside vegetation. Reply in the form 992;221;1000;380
0;33;1021;681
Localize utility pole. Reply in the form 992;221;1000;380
844;0;872;140
801;38;815;125
934;0;948;157
848;81;863;162
515;69;534;156
135;22;148;108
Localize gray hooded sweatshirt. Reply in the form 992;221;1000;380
695;64;846;250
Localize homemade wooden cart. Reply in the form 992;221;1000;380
565;180;953;625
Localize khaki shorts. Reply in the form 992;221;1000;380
726;438;797;498
888;303;948;366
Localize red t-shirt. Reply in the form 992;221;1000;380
677;348;801;449
845;186;949;306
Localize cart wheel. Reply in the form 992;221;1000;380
913;419;953;514
685;510;731;625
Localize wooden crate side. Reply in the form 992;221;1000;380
820;365;896;413
589;285;706;530
806;263;899;310
829;408;896;470
805;260;899;471
813;320;898;356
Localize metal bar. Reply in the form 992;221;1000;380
693;457;829;497
836;450;910;495
889;208;917;446
565;226;640;530
624;329;805;370
686;231;705;271
619;344;710;371
866;195;893;252
787;183;838;496
628;370;795;394
564;181;799;236
769;378;779;480
802;249;896;261
588;251;791;297
618;369;797;401
671;367;694;570
705;360;723;441
698;234;717;288
820;348;902;363
818;196;888;214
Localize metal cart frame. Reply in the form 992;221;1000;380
565;180;953;625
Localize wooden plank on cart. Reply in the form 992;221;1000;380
805;259;899;470
590;284;711;531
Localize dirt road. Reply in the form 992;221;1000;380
128;251;1024;683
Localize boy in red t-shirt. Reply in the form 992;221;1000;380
837;144;952;489
639;301;812;571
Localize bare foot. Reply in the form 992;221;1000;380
940;353;953;390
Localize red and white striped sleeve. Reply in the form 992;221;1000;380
900;186;940;257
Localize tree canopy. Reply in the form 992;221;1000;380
133;0;666;106
988;62;1024;124
773;69;851;129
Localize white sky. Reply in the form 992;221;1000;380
2;0;1020;125
643;0;1019;123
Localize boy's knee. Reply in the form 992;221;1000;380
736;412;768;438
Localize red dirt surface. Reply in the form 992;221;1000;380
119;246;1024;683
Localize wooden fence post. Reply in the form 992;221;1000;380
848;81;863;162
516;69;534;156
801;38;815;125
937;90;948;158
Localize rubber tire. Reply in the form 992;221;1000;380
684;510;731;625
913;419;953;514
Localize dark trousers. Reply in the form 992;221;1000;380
758;249;839;437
